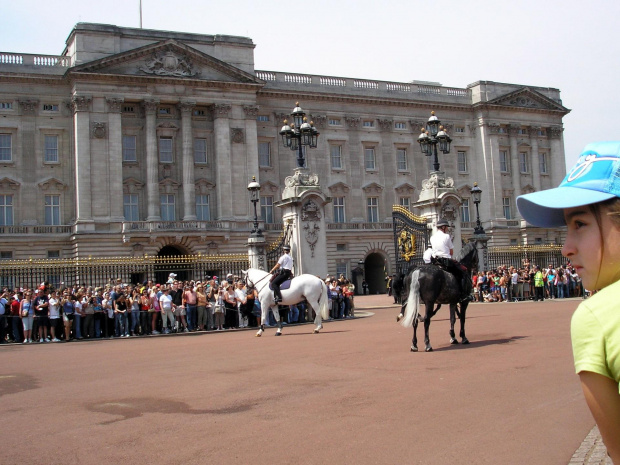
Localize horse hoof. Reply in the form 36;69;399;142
275;331;282;336
396;313;403;322
410;346;418;352
450;338;459;345
461;338;470;345
255;332;262;337
425;346;433;352
313;325;322;334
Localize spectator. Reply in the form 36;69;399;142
20;290;34;343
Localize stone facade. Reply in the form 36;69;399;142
0;23;569;284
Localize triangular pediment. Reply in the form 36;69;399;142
0;177;20;190
487;87;568;112
38;177;66;191
69;40;263;86
394;182;415;195
362;182;384;194
328;182;351;194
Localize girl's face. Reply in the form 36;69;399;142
562;205;620;290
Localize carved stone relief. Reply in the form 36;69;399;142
71;96;91;113
377;119;393;131
18;99;39;115
90;122;107;139
231;128;245;143
139;48;199;77
301;199;322;258
106;98;123;113
213;104;231;119
243;105;260;118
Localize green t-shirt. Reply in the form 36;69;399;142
571;279;620;393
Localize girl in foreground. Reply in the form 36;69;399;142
517;141;620;461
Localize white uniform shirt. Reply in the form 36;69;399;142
278;253;293;271
430;229;453;259
423;247;433;264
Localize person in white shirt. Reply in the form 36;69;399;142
269;245;293;303
234;281;248;328
48;291;61;342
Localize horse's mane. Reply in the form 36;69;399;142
455;242;477;269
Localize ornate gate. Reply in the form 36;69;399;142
266;223;292;271
392;206;429;274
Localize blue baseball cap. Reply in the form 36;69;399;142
517;141;620;227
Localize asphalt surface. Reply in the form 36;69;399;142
1;295;598;464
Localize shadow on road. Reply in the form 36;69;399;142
430;335;529;352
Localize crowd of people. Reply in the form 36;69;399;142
0;273;356;345
472;262;586;303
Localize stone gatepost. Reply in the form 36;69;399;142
275;169;330;277
412;171;463;254
247;235;267;271
472;233;490;273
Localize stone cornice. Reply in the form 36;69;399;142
106;97;124;113
71;95;91;113
243;105;260;118
213;103;232;119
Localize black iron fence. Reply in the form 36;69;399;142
0;254;250;290
487;245;565;270
392;206;429;274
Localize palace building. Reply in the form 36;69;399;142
0;23;569;290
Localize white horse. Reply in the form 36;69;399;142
242;268;330;336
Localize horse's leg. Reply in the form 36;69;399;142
273;305;283;336
424;301;434;352
256;298;268;337
411;318;418;352
459;302;470;344
449;304;459;345
312;299;323;333
397;302;406;322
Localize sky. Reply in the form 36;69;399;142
2;0;619;172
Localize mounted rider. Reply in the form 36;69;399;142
270;244;293;304
430;218;472;303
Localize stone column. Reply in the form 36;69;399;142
247;235;268;271
508;125;522;213
213;104;232;219
179;101;197;221
17;100;38;222
530;127;541;192
243;105;260;188
106;98;125;222
72;96;94;229
143;99;160;221
548;126;565;187
473;234;490;273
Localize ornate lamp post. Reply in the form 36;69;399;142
247;176;262;237
417;111;452;172
279;102;320;169
470;182;485;235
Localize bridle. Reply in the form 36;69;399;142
246;271;272;295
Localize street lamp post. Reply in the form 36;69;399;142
470;182;485;235
417;111;452;172
279;102;320;169
247;176;262;238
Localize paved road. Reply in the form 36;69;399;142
1;296;597;464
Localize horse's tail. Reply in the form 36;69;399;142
319;280;330;320
400;269;421;328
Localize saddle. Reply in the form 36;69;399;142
269;278;293;291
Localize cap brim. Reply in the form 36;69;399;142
517;187;616;227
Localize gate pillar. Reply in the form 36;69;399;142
247;235;267;271
275;169;330;277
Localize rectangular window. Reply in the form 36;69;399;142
44;195;60;225
122;135;137;162
510;239;518;246
330;145;342;169
43;104;59;112
518;128;527;135
260;196;274;224
193;108;206;117
396;148;407;171
363;120;374;128
0;251;13;259
0;194;13;226
159;137;173;163
503;197;512;220
519;152;529;173
0;102;13;110
196;194;211;221
0;134;11;162
47;250;60;259
160;194;175;221
499;150;509;173
194;138;207;164
364;147;376;170
367;197;379;223
498;127;507;134
123;105;135;113
460;198;470;223
257;115;270;122
455;127;464;133
336;244;346;252
158;107;171;115
44;135;58;163
328;118;341;126
336;262;348;278
399;197;411;211
457;151;467;173
540;152;548;174
258;142;271;167
333;197;345;223
394;122;406;130
123;194;139;221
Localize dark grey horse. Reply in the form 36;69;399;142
398;242;478;352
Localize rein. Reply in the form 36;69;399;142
249;272;272;295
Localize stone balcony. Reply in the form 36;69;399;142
0;225;73;235
121;220;235;233
0;53;70;75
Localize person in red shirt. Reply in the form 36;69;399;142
10;292;23;342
